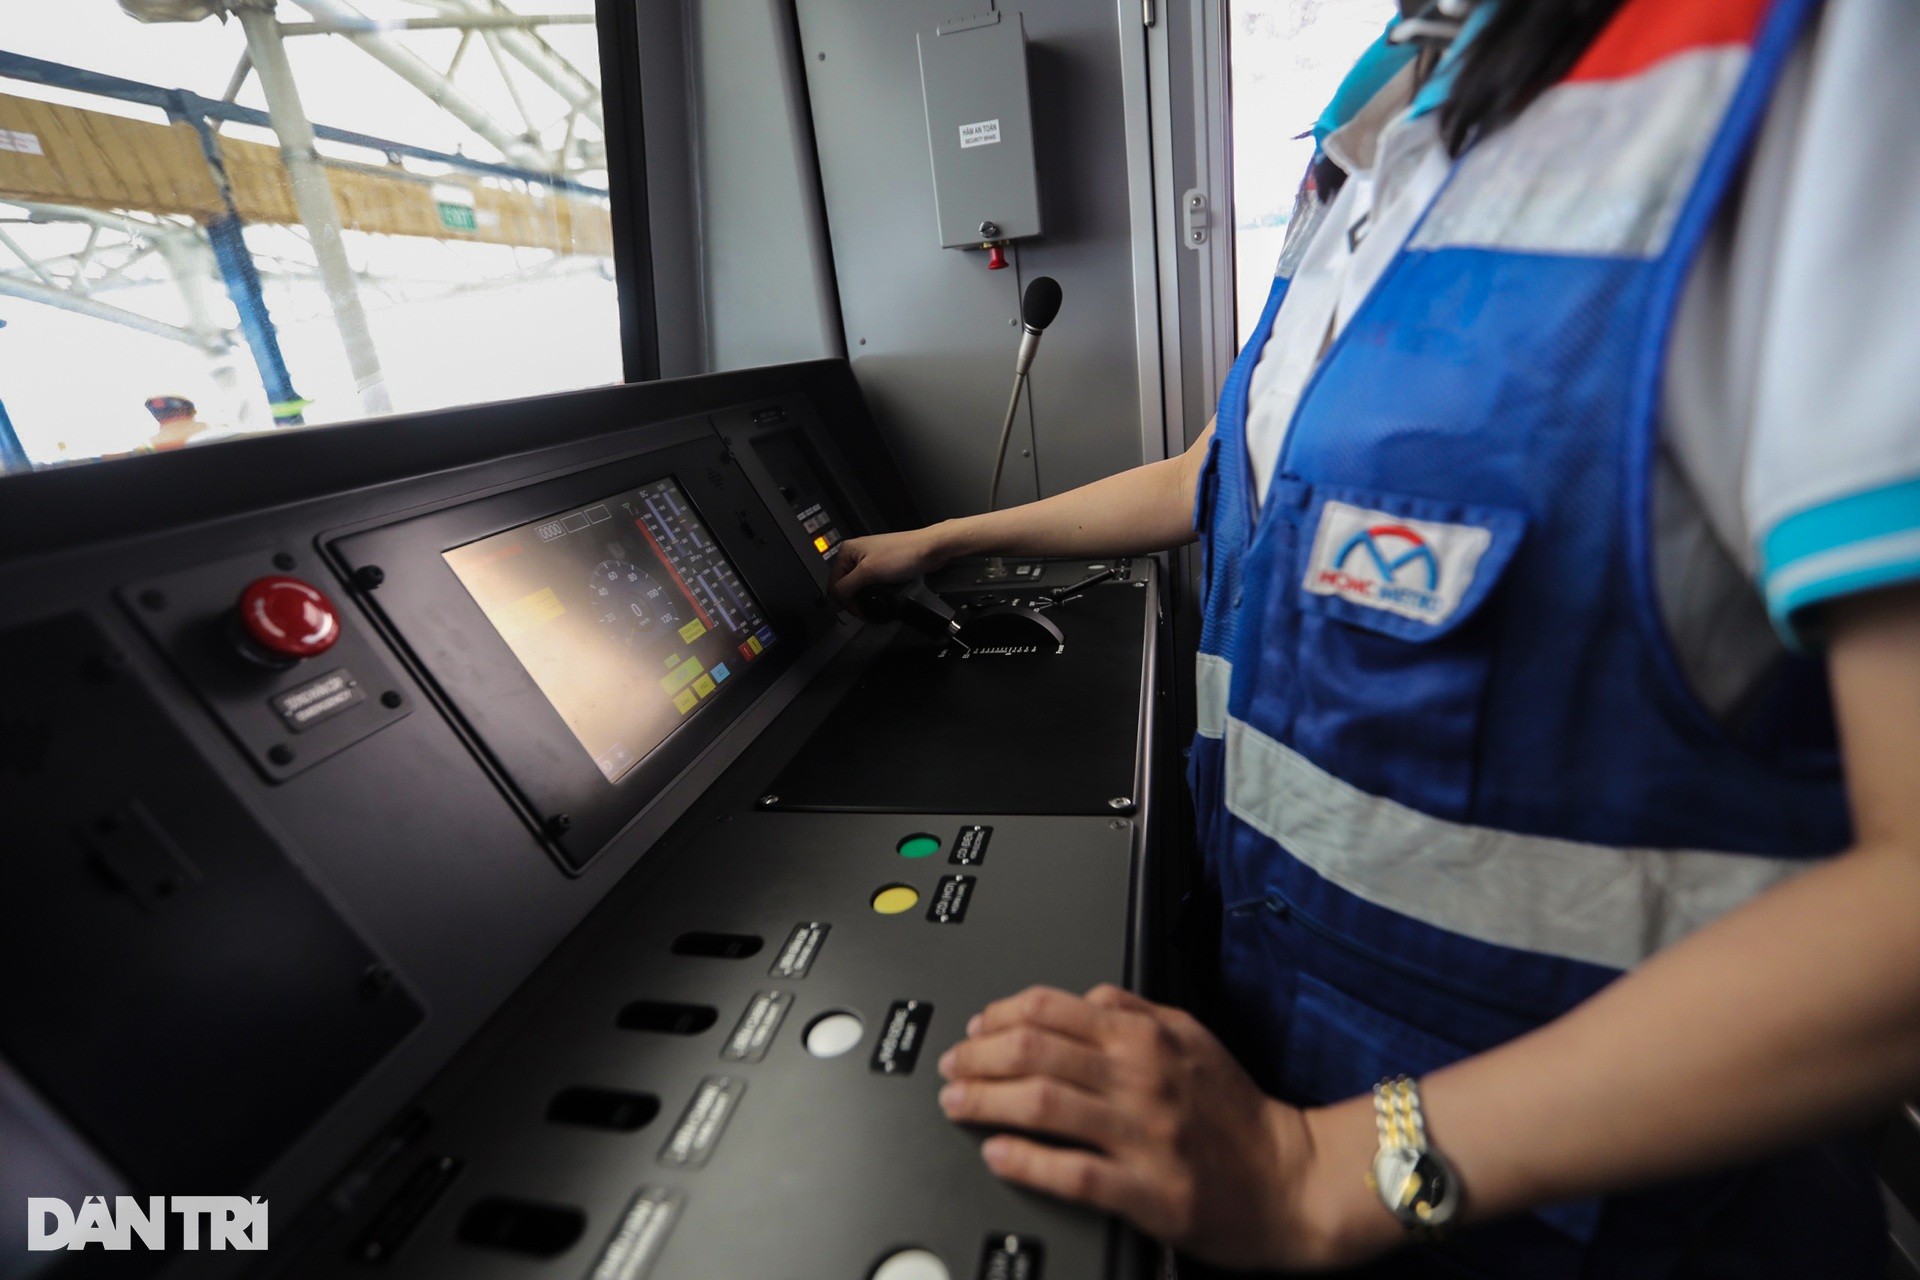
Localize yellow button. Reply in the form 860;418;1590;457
672;688;698;714
679;618;707;644
871;885;919;915
747;636;763;655
692;673;717;699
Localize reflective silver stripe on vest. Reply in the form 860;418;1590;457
1195;653;1231;740
1223;716;1811;970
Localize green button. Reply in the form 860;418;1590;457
896;834;940;859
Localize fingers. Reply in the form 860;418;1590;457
1084;983;1156;1015
1086;983;1202;1045
827;548;869;607
939;1076;1124;1149
939;1025;1111;1091
970;985;1107;1045
978;1136;1158;1224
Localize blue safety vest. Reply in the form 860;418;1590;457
1191;0;1883;1272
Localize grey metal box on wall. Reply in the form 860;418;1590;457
917;11;1043;248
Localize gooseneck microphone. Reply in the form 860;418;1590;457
1013;275;1063;377
987;276;1064;520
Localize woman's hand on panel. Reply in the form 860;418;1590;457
936;983;1365;1272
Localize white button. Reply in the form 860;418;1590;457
872;1248;948;1280
803;1011;864;1058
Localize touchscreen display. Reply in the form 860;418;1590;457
444;478;778;782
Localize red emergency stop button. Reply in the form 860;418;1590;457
236;575;341;663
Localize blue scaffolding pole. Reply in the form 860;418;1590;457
0;392;29;473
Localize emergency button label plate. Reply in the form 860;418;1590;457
271;667;364;733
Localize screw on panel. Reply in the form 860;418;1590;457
1108;797;1135;812
544;813;573;838
759;795;779;808
138;588;167;611
273;551;297;571
354;565;386;591
359;964;394;997
979;220;1001;238
380;690;403;709
268;744;295;766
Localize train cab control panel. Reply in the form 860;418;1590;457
0;359;1170;1280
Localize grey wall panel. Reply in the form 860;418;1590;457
798;0;1158;522
1017;9;1165;497
687;0;845;371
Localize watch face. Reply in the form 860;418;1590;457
1373;1147;1458;1227
1411;1153;1455;1225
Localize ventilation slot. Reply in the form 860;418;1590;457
617;1000;718;1035
670;931;763;960
455;1199;584;1257
546;1087;660;1131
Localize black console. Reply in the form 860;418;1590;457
0;360;1167;1280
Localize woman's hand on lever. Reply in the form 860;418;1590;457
828;525;954;609
829;420;1215;612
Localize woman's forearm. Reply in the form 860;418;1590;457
929;427;1211;562
1302;842;1920;1257
1300;587;1920;1259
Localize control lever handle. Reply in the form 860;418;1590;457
856;578;969;652
1049;565;1120;605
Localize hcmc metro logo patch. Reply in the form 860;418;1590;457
1302;500;1492;626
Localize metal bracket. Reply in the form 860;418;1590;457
1182;188;1209;247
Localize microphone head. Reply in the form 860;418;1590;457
1021;276;1063;332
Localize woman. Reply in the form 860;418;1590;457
832;0;1920;1274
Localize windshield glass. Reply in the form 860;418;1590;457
0;0;619;472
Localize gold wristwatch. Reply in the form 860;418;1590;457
1366;1075;1461;1236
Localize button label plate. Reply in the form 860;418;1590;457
871;1000;933;1076
658;1076;744;1168
721;990;792;1063
950;825;992;866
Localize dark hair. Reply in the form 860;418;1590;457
1438;0;1632;155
